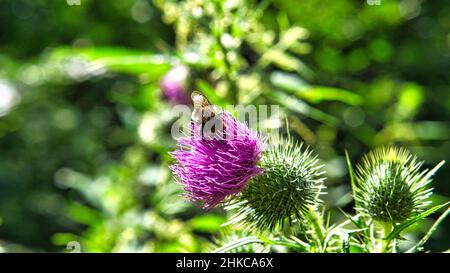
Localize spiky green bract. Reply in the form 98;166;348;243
354;147;443;224
226;136;326;232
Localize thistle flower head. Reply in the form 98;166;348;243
170;112;264;207
355;147;443;223
226;136;326;232
161;65;190;105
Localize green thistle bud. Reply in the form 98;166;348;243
226;136;326;232
354;147;444;223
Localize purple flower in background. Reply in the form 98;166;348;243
161;65;190;105
170;112;265;207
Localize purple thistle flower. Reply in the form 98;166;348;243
161;65;190;105
170;112;265;208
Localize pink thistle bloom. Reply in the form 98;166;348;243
170;112;264;207
160;65;190;105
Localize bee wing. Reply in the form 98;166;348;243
191;91;210;109
191;108;202;123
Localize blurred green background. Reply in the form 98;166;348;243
0;0;449;252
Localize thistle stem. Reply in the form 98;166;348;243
380;222;393;253
305;208;326;252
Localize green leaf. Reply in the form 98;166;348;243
406;204;450;253
264;236;309;252
338;210;371;250
279;26;309;47
52;233;79;246
262;50;313;79
385;202;450;242
345;151;358;206
376;122;450;143
51;47;172;77
300;86;363;105
213;236;264;253
213;235;309;253
189;214;226;233
349;244;365;253
98;55;171;76
265;91;339;126
67;202;102;225
271;72;361;105
270;71;309;92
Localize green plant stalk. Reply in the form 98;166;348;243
345;151;358;207
380;222;393;253
304;208;326;252
216;36;238;104
210;2;239;105
407;205;450;253
213;235;309;253
261;236;309;252
213;236;263;253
